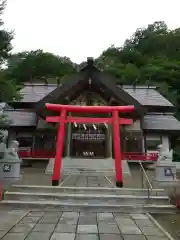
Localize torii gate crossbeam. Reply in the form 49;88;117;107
45;103;134;187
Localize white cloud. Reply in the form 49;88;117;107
3;0;180;63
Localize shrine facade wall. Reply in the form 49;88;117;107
6;125;170;159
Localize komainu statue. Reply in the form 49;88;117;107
156;144;173;164
154;145;176;182
0;130;21;162
0;130;8;159
4;140;21;162
148;144;173;170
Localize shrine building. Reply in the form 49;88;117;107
2;58;180;164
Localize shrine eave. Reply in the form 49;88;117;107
143;114;180;133
34;59;145;117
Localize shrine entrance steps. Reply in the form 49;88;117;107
1;185;177;214
45;157;131;177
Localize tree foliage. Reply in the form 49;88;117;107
7;50;77;84
0;0;21;127
0;0;20;102
96;21;180;118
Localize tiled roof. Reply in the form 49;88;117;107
18;83;173;107
123;87;173;107
3;110;37;126
143;114;180;131
20;84;56;102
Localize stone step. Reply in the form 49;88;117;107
45;158;131;176
11;185;167;196
0;200;176;214
4;192;170;205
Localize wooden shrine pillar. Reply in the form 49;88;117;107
112;110;122;187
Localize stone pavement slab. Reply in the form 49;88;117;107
75;234;99;240
55;224;77;233
0;231;6;238
119;225;142;235
43;211;63;217
97;213;114;220
27;211;44;217
115;217;136;226
98;223;120;234
99;234;123;240
32;223;56;232
50;233;75;240
19;216;41;224
77;225;98;234
131;213;149;220
140;226;165;236
61;175;114;187
26;232;52;240
59;216;79;225
78;216;97;225
39;216;60;224
62;212;79;218
0;210;174;240
122;235;146;240
10;223;34;234
2;233;27;240
0;223;15;232
134;219;154;227
146;237;169;240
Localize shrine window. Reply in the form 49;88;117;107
17;137;33;147
16;136;33;148
121;131;143;153
34;134;55;150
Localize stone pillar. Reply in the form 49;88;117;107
66;113;71;157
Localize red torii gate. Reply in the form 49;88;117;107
45;103;134;187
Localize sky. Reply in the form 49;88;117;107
3;0;180;63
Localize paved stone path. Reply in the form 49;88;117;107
60;175;115;187
0;210;171;240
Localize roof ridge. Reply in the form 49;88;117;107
23;82;157;89
24;83;57;87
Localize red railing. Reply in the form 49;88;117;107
122;152;158;161
18;149;158;161
18;150;55;159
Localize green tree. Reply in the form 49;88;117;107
7;50;77;84
96;20;180;121
0;1;20;127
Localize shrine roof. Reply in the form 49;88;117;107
143;114;180;131
123;87;173;107
19;83;173;108
20;84;56;102
15;58;174;113
3;110;37;127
